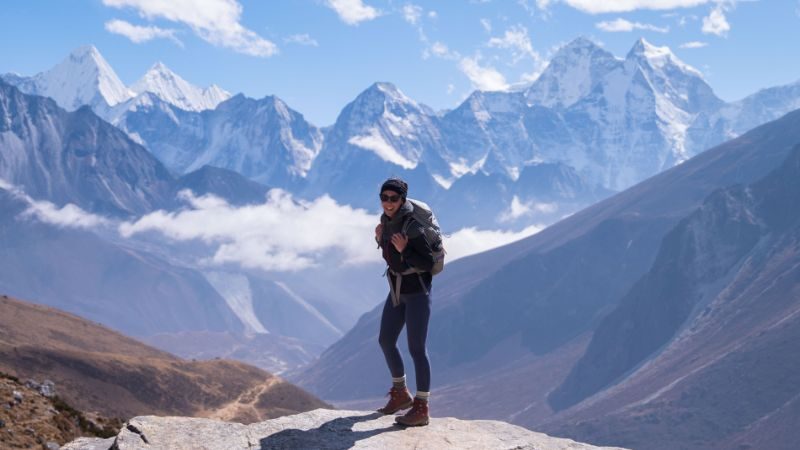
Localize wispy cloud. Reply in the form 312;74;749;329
424;41;459;60
402;4;423;25
459;55;509;91
120;189;379;271
4;178;545;273
680;40;708;48
284;33;319;47
596;18;669;33
702;4;731;36
325;0;380;25
561;0;712;14
22;201;111;229
101;0;277;57
445;225;543;262
480;18;492;33
0;178;110;230
487;25;541;64
105;19;182;46
498;196;557;222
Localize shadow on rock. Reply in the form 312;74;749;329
258;412;404;450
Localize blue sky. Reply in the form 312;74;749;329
2;0;800;126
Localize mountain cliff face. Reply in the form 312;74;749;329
543;144;800;450
0;80;173;217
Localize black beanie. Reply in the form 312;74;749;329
380;178;408;198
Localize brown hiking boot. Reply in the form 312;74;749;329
377;386;413;414
395;398;429;426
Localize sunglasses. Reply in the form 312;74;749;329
380;194;402;203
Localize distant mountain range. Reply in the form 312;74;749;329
290;107;800;449
0;80;372;374
4;38;800;229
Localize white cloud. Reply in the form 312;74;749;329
702;4;730;36
562;0;712;14
459;56;509;91
101;0;277;57
498;196;558;222
117;189;541;272
325;0;380;25
444;225;544;262
105;19;182;45
22;201;111;229
285;33;319;47
596;18;669;33
480;18;492;33
0;178;110;230
447;83;456;94
680;40;708;48
487;25;541;64
428;10;438;19
402;4;423;25
120;189;380;271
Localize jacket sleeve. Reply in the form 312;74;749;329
401;223;434;272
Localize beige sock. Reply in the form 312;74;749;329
415;391;430;402
392;375;407;388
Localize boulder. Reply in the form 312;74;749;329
63;408;627;449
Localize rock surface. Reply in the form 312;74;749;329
64;408;627;450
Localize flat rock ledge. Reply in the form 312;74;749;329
62;408;627;450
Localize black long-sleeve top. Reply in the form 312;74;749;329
379;201;434;294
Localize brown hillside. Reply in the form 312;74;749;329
0;295;331;424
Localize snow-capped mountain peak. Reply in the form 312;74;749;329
19;45;134;111
627;37;703;78
525;36;621;108
130;62;231;112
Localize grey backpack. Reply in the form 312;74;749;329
400;198;445;276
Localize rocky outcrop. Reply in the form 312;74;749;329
63;408;627;450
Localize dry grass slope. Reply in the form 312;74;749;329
0;295;331;425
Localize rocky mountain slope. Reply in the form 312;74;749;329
0;372;120;450
539;144;800;450
0;295;330;424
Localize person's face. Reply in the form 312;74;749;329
380;190;403;217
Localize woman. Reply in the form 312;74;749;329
374;177;435;427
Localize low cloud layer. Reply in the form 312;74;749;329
0;179;110;229
118;189;542;272
4;181;543;273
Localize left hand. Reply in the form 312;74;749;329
391;233;408;253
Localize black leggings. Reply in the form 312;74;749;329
378;291;431;392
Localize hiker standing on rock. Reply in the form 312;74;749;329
374;177;437;427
